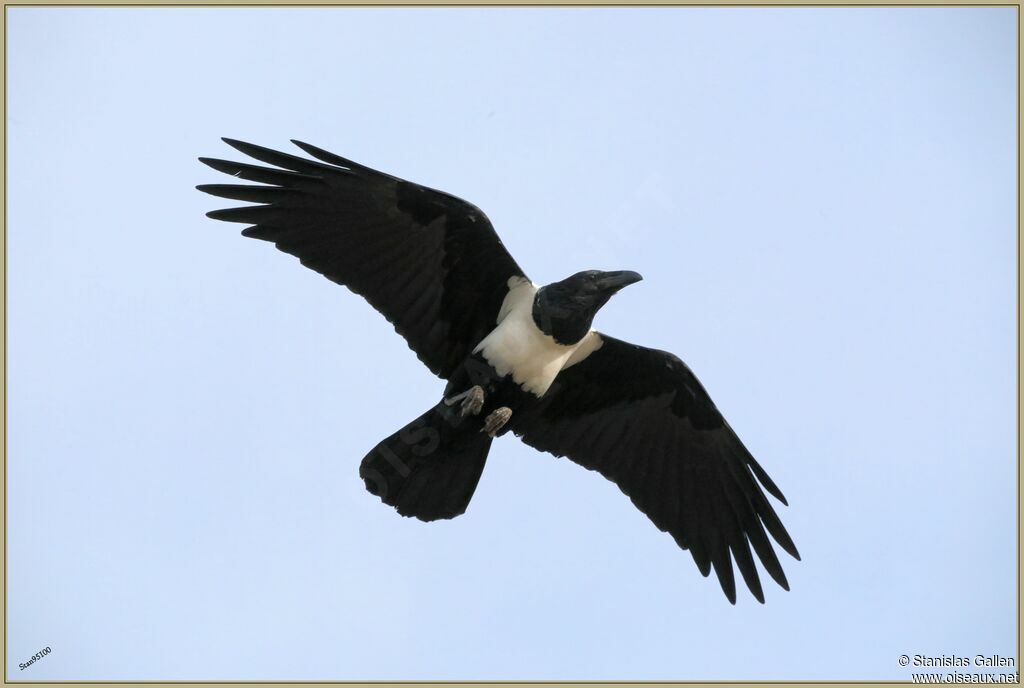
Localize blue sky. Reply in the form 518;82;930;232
7;6;1017;681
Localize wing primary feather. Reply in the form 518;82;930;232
291;139;374;172
198;157;321;185
708;530;737;605
723;425;789;505
747;518;790;591
750;490;801;561
731;538;765;604
206;206;272;224
196;184;303;203
746;454;789;506
716;475;766;603
221;138;338;175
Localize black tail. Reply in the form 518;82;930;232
359;405;492;521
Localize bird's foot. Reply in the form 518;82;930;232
480;406;512;438
443;385;485;417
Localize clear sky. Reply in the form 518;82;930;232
7;6;1017;681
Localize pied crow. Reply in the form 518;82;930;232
198;139;800;604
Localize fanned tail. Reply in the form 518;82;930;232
359;405;492;521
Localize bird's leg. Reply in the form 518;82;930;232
480;407;512;438
443;384;485;417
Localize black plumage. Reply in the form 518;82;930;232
511;336;799;604
200;138;525;379
199;139;800;604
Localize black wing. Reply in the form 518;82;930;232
198;139;527;379
512;334;800;604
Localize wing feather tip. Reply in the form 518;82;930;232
772;529;800;561
240;226;267;239
289;138;327;159
743;576;765;603
290;138;361;171
198;156;226;170
719;577;737;605
221;137;263;157
773;568;791;591
206;208;260;225
196;183;235;196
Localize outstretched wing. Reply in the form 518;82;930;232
511;334;800;604
198;139;527;379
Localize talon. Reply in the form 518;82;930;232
481;406;512;438
461;386;485;417
444;385;485;417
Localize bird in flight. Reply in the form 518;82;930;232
198;139;800;604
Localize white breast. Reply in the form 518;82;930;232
473;277;602;396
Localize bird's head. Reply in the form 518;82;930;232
533;270;643;345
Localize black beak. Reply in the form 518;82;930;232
594;270;643;294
